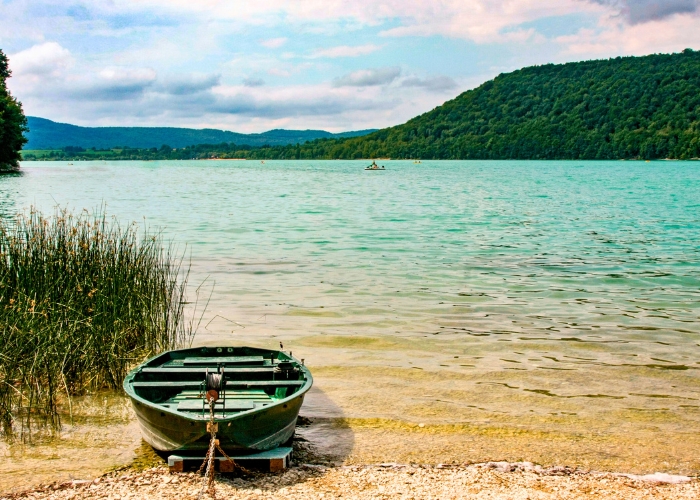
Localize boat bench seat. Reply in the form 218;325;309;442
176;400;257;412
227;380;304;388
174;389;272;399
163;389;273;408
131;380;304;389
141;367;276;374
182;356;267;365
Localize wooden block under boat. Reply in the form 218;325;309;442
167;446;293;473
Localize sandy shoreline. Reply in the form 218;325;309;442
3;409;700;496
2;410;698;499
2;462;697;500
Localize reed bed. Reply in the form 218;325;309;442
0;207;193;438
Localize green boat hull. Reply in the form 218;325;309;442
123;346;312;453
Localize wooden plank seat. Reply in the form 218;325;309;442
172;395;270;401
161;358;273;368
177;400;257;411
182;356;266;365
141;367;276;374
131;380;304;389
228;380;304;388
167;391;271;403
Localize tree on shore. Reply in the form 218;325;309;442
0;49;28;172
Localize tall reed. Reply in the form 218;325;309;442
0;207;193;437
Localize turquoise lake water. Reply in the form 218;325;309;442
2;160;700;471
5;160;699;347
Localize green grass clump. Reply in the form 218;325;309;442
0;207;193;437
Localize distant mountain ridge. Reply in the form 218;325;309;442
23;117;377;150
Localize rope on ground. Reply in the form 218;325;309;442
196;395;250;499
197;401;218;499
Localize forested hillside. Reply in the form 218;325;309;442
247;49;700;160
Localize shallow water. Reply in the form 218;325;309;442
0;393;142;493
1;159;699;484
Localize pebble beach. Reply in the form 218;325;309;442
2;462;697;500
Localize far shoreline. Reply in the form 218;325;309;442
17;157;700;163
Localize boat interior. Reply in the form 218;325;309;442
126;347;308;418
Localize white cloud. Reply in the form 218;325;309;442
128;0;580;40
557;14;700;56
587;0;699;25
10;42;74;79
157;74;221;95
99;67;157;82
333;67;401;87
58;1;591;44
260;37;287;48
374;1;595;43
308;44;382;58
61;70;156;101
206;88;391;118
242;77;265;87
401;75;457;92
12;58;456;132
5;0;700;133
499;28;545;44
267;68;292;77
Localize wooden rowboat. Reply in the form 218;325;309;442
123;346;312;453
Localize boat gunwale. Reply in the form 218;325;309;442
122;346;313;422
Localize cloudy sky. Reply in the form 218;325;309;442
2;0;700;132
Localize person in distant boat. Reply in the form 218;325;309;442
371;160;378;169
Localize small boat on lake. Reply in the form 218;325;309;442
123;346;312;453
365;161;385;170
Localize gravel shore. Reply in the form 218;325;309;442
2;462;697;500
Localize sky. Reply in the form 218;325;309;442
2;0;700;133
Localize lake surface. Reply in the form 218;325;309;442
1;159;700;483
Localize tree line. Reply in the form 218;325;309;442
0;49;27;171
